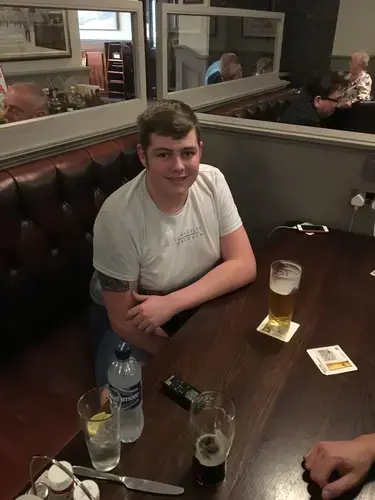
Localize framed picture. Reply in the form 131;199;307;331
0;7;71;61
241;18;278;38
78;11;119;30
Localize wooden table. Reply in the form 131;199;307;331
59;230;375;499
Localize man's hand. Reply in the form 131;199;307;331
127;292;178;334
338;100;353;109
304;435;375;499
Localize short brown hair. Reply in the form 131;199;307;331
137;99;201;150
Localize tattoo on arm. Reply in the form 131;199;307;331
138;287;166;296
98;272;134;292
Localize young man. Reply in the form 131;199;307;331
305;434;375;499
279;71;345;127
91;99;256;384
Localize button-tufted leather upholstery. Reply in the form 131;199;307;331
0;134;143;499
0;135;142;357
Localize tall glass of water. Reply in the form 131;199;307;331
269;260;302;333
190;391;235;487
77;387;121;471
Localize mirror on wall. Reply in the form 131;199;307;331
0;7;138;125
165;13;277;93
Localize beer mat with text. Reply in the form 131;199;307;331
257;316;299;343
371;270;375;277
307;345;357;376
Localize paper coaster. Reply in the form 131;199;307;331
307;345;357;376
256;315;299;343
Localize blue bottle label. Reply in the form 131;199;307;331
110;382;142;411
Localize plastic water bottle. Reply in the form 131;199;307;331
108;342;144;443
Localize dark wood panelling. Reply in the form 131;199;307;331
276;0;340;87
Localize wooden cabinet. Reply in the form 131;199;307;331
274;0;340;86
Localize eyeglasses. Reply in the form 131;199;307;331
322;97;341;103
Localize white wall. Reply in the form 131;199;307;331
333;0;375;56
79;13;132;41
176;0;209;56
178;14;209;57
201;124;375;245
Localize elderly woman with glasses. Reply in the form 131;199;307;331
340;52;372;108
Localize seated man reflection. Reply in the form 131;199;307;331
206;53;243;85
2;83;49;124
279;71;345;127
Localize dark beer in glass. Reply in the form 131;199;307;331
190;391;235;486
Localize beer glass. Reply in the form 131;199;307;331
190;391;235;486
77;388;121;472
269;260;302;333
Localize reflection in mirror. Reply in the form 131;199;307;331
0;7;136;125
166;14;277;93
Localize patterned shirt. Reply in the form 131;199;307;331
345;71;372;101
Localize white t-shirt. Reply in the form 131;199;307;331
92;164;242;300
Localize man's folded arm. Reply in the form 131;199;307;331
98;271;168;355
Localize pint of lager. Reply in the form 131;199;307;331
190;391;235;486
269;260;302;332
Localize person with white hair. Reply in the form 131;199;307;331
2;82;49;124
254;57;273;76
342;51;372;105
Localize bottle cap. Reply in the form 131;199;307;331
115;341;131;361
28;482;50;499
73;480;100;500
47;460;73;491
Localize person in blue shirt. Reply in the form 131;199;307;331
205;53;243;85
205;60;220;85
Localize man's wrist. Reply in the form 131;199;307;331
357;434;375;461
167;290;187;316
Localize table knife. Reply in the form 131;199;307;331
73;465;184;496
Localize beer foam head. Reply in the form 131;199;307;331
195;431;228;467
270;279;296;296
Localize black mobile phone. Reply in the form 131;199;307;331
161;375;201;410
